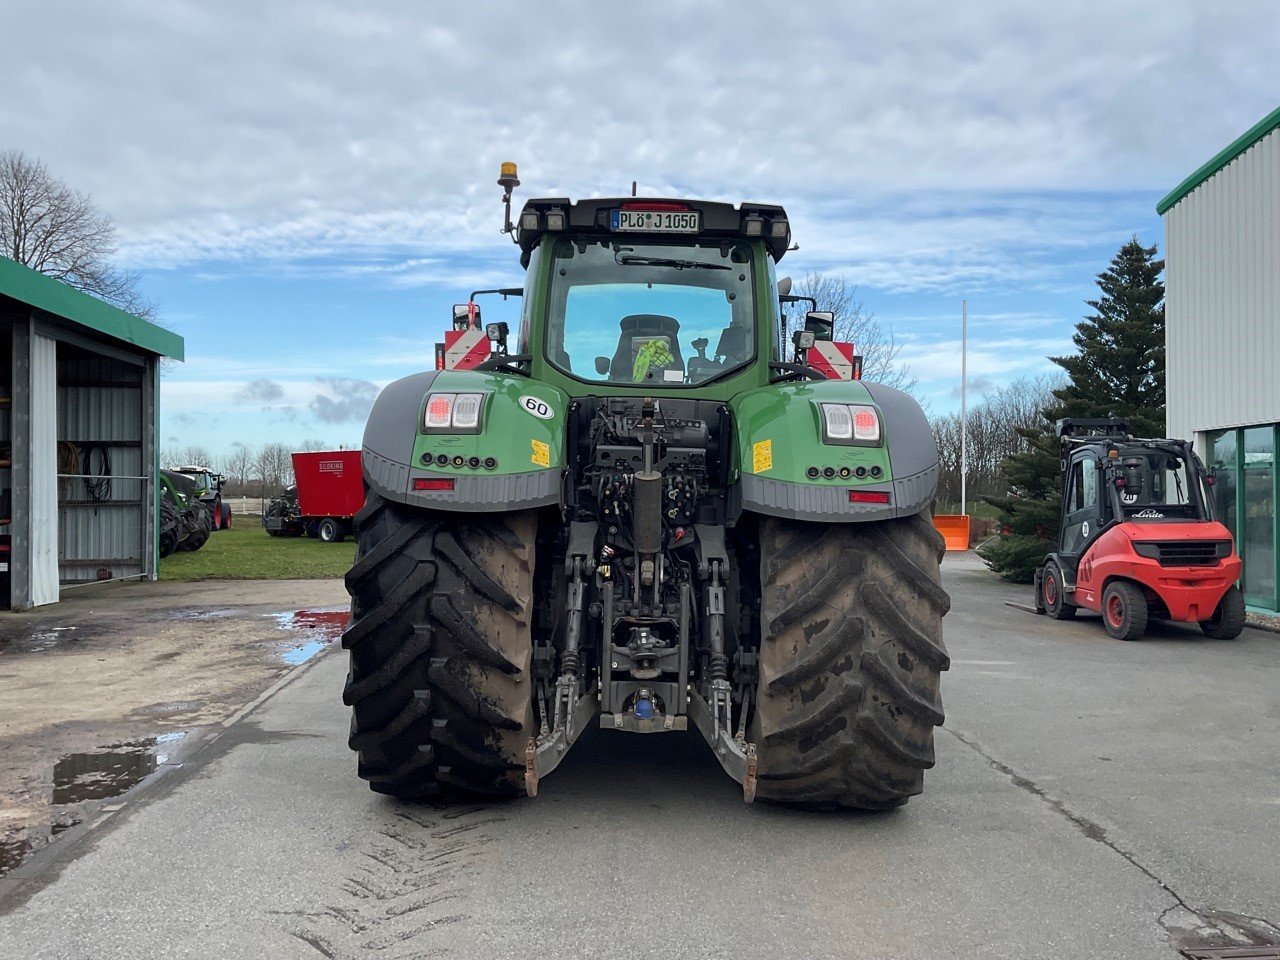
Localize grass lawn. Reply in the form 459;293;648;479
159;522;356;581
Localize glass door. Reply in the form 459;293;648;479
1241;426;1276;609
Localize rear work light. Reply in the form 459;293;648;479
413;478;455;492
819;403;881;445
422;392;486;433
822;403;853;440
849;490;891;505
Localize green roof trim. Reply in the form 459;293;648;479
1157;104;1280;215
0;256;183;360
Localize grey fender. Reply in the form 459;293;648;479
863;381;940;516
360;370;561;513
361;371;439;507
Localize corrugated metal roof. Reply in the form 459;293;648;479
0;256;184;360
1157;104;1280;215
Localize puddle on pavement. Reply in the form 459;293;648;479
0;733;187;878
268;608;349;665
52;732;186;805
0;625;89;655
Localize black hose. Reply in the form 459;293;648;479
82;444;112;508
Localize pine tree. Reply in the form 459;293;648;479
980;237;1165;581
1051;237;1165;438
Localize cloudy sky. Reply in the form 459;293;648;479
5;1;1279;458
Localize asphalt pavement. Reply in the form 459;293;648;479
1;553;1277;960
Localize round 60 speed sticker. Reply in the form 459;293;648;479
519;395;554;420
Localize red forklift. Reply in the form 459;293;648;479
1034;419;1245;640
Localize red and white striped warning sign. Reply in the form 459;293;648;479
807;341;857;380
442;328;491;370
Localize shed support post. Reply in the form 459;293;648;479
142;357;158;580
10;315;32;609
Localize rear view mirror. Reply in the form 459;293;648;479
452;302;481;330
595;356;610;376
805;310;835;341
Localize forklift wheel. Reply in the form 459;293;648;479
1102;580;1148;641
1200;585;1245;640
1042;562;1076;620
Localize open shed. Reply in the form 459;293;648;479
0;257;184;609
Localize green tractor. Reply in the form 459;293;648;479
343;166;950;808
158;470;212;558
171;464;231;530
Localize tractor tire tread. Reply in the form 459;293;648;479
753;510;949;809
343;493;536;800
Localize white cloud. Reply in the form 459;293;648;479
3;0;1276;276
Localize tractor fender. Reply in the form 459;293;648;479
361;369;567;513
731;379;939;523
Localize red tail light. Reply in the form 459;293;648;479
413;478;455;491
849;490;891;505
621;201;690;212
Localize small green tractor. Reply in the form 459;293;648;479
343;166;949;808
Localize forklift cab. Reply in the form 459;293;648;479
1057;448;1109;575
1052;419;1213;579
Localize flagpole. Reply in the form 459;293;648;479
960;299;968;517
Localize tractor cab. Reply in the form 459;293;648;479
1036;418;1244;641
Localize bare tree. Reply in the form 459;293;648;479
254;442;295;496
298;438;328;452
224;443;255;487
179;445;213;468
159;445;183;470
0;150;156;318
931;373;1064;509
786;273;915;392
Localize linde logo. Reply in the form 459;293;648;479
1134;508;1164;519
318;460;344;474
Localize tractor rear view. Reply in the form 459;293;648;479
1035;419;1245;640
341;165;950;808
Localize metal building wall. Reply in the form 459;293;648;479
1164;127;1280;446
55;348;149;585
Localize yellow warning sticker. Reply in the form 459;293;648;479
531;438;551;468
752;439;773;473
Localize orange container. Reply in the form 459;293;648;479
933;514;971;552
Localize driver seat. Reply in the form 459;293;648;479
611;314;683;380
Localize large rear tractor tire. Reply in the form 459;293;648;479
752;510;950;810
158;498;182;558
178;502;212;552
342;492;537;800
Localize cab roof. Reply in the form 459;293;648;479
515;197;791;267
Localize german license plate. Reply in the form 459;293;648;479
610;209;701;233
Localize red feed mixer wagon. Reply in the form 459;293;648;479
1034;419;1245;641
263;450;364;543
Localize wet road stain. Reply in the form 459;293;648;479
0;625;93;655
269;608;349;665
0;836;31;877
133;700;206;717
161;607;244;621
